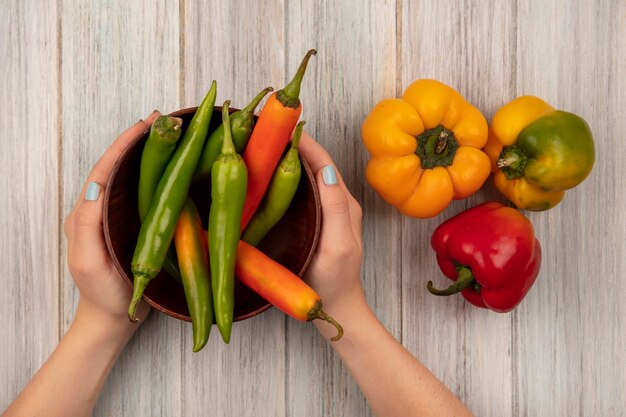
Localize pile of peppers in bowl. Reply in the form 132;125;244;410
362;79;595;312
128;50;343;353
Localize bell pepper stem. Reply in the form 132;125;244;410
497;145;528;179
427;266;478;296
307;300;344;341
434;130;450;154
415;125;458;169
497;153;520;168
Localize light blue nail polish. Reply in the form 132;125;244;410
322;165;337;185
85;182;100;201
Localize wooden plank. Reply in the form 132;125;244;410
515;0;626;415
3;1;623;415
285;1;399;416
181;2;288;417
0;0;59;410
183;0;286;108
60;1;182;415
400;1;515;416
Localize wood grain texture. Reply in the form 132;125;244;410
59;1;182;416
0;0;59;410
400;1;515;416
285;1;399;416
181;2;288;417
514;0;626;415
182;0;286;109
2;0;625;415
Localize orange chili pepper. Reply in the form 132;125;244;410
235;240;343;341
240;49;316;230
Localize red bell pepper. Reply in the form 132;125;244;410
428;201;541;312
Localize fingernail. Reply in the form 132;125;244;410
322;165;337;185
85;182;101;201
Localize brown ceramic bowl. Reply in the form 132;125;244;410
103;106;321;322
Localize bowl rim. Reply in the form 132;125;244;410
103;105;322;322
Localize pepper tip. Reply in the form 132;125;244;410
127;306;139;323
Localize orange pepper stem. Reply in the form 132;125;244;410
497;145;528;179
277;49;317;108
415;125;458;168
307;300;344;341
427;266;480;296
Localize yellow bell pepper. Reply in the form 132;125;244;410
484;96;595;211
362;79;491;218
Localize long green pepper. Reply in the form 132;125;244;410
137;115;184;282
138;115;183;219
193;87;273;181
174;197;213;352
209;101;247;343
242;121;304;247
128;81;217;322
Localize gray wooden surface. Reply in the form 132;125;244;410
1;0;624;416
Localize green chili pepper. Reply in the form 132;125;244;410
128;81;217;322
242;121;304;247
138;116;183;219
137;115;184;282
194;87;273;181
174;197;213;352
209;100;248;343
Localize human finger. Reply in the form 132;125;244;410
315;165;356;254
69;182;110;271
299;132;362;242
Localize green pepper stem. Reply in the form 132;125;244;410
153;116;183;142
290;121;305;150
277;49;317;108
221;100;236;155
415;125;458;169
278;121;306;168
497;145;528;179
427;266;477;296
308;300;344;341
239;87;274;118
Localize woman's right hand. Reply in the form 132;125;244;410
299;133;474;417
298;133;366;335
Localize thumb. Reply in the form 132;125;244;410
316;165;353;242
71;181;108;265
